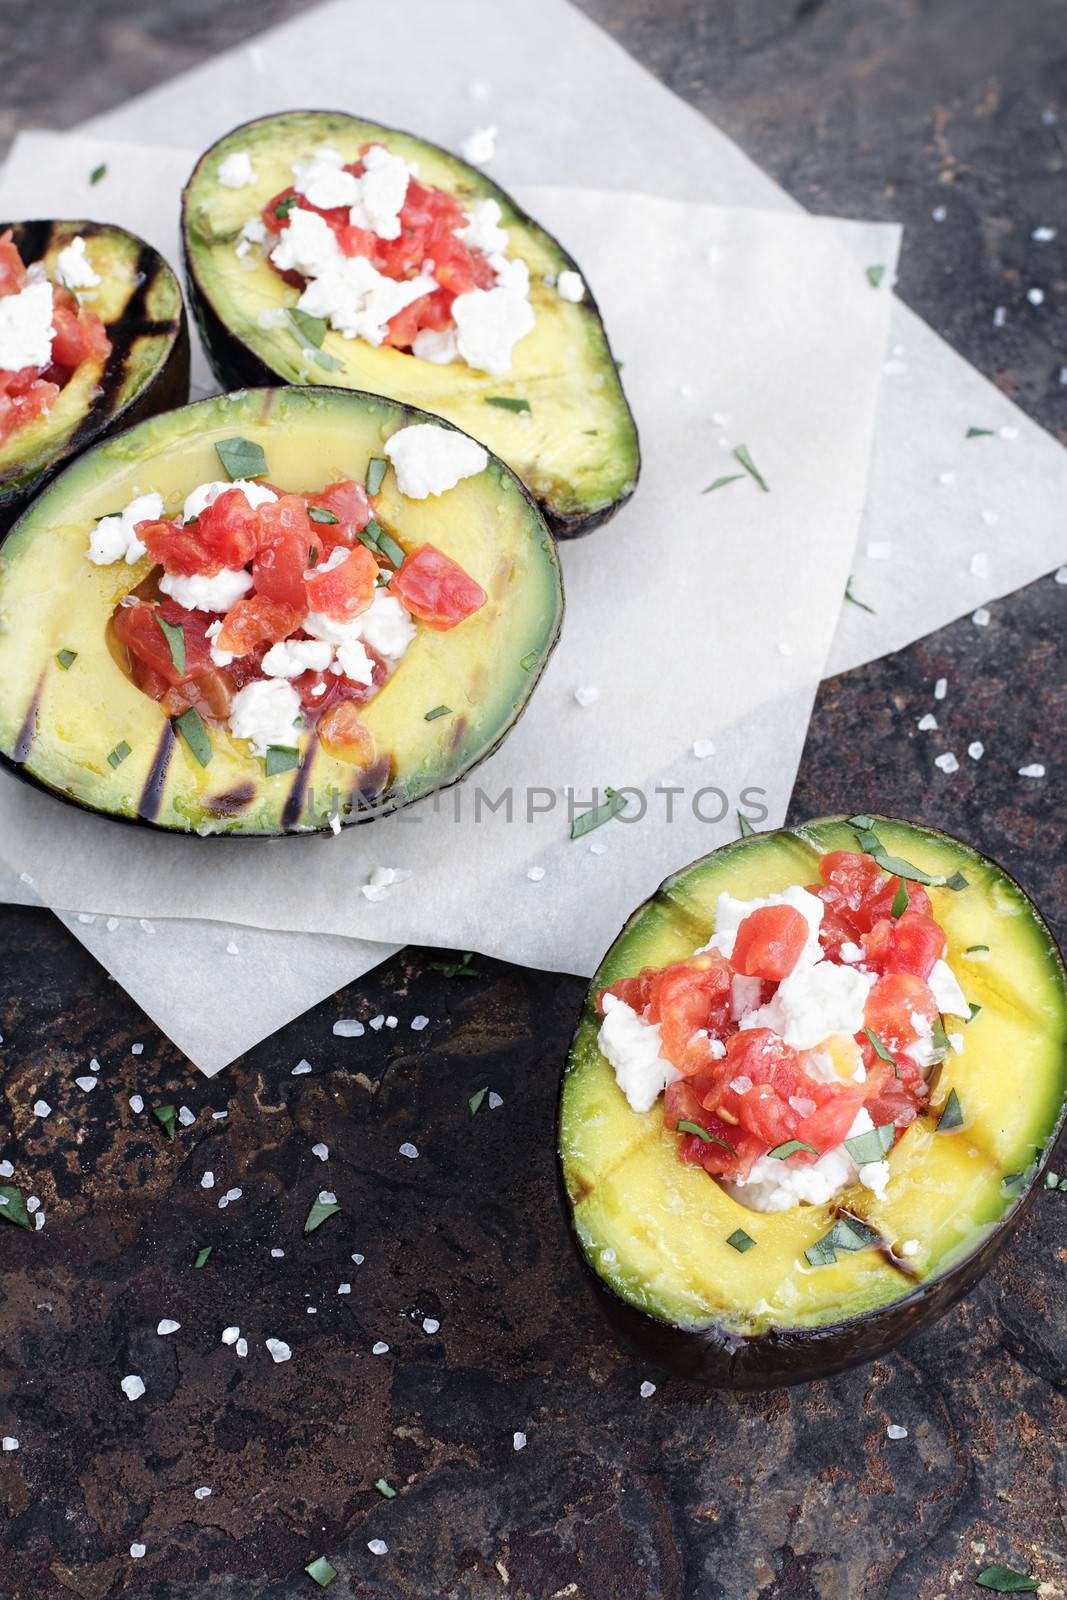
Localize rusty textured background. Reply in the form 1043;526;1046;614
1;2;1065;1597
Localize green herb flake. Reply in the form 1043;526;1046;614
843;1122;896;1164
847;813;877;831
89;162;107;185
726;1228;756;1254
286;308;342;372
975;1564;1039;1593
107;740;131;769
265;744;301;777
866;264;886;288
430;951;480;979
804;1234;839;1268
737;813;756;838
424;705;451;721
848;818;952;887
805;1214;881;1267
376;528;405;568
193;1245;213;1268
966;426;995;440
945;871;969;891
864;1026;897;1065
767;1138;819;1160
733;443;769;492
967;1002;982;1023
304;1195;341;1234
304;1556;338;1588
55;648;78;670
485;395;531;413
965;944;990;954
308;506;339;525
366;457;388;496
890;880;910;918
153;613;187;677
173;707;213;768
701;473;746;495
571;788;625;840
931;1014;951;1053
844;577;876;614
519;650;540;672
676;1120;737;1155
0;1186;33;1231
936;1087;964;1131
274;194;297;220
468;1086;488;1117
373;1476;397;1498
215;435;268;481
152;1104;177;1140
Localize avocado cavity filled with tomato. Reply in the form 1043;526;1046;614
0;219;189;533
559;817;1067;1386
0;387;563;835
182;111;638;537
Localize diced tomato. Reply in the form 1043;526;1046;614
305;478;373;538
216;595;303;656
112;599;216;687
143;488;260;577
792;1083;869;1153
317;700;374;758
0;375;58;444
731;904;808;981
392;544;486;630
252;494;314;610
0;229;27;295
863;970;938;1055
304;544;378;621
862;908;945;979
159;670;234;722
382;287;455;349
293;644;387;717
647;953;733;1068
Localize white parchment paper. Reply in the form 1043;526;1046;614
0;133;898;1072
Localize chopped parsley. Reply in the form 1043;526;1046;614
468;1086;488;1117
193;1245;213;1268
153;613;186;676
975;1565;1038;1593
965;944;990;954
967;1002;982;1022
304;1195;341;1234
286;307;342;371
866;264;886;288
107;740;131;769
966;426;995;439
484;395;531;413
359;519;405;568
152;1104;177;1140
424;705;451;721
173;707;213;768
571;788;625;840
55;648;77;670
767;1138;819;1160
733;443;769;493
844;576;876;614
890;880;910;918
931;1014;951;1053
702;473;745;494
677;1120;737;1155
430;951;480;979
726;1228;756;1253
737;813;756;838
0;1186;32;1231
846;815;966;889
843;1123;895;1164
308;506;339;525
215;435;267;481
273;194;297;220
265;745;300;777
373;1477;397;1498
304;1556;338;1587
936;1087;964;1131
366;457;388;496
89;162;107;185
864;1026;897;1065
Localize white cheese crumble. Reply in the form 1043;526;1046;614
741;961;875;1052
704;885;824;971
411;326;459;364
384;422;488;498
461;125;498;164
335;636;376;685
597;993;682;1114
556;269;586;302
927;958;968;1017
360;591;417;659
159;567;252;612
87;492;163;566
218;151;255;188
452;283;535;375
346;144;413;240
0;280;54;371
261;638;333;678
55;236;100;291
182;478;277;522
299;254;437;345
457;199;509;255
228;678;302;757
205;619;234;668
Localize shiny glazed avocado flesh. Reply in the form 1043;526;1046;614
0;219;189;532
182;111;638;538
559;817;1067;1384
0;387;563;836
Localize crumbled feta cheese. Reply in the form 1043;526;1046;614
457;199;509;255
489;250;530;296
55;236;100;291
557;269;585;302
527;866;545;883
597;993;682;1114
121;1374;146;1401
270;205;344;279
705;886;824;971
237;219;268;259
729;1143;854;1212
229;678;302;757
204;620;234;668
742;961;875;1052
359;591;417;659
345;144;413;240
261;638;333;678
159;566;252;612
87;492;164;566
0;280;54;371
461;125;498;164
335;636;376;685
411;326;459;364
927;959;968;1016
218;151;255;188
298;254;437;344
182;478;277;522
452;284;535;375
384;422;488;498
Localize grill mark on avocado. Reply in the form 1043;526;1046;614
13;671;44;763
447;715;469;754
282;742;316;831
137;722;176;820
354;753;393;809
205;782;256;816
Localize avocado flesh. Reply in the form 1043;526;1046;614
560;817;1067;1338
0;386;563;836
0;221;189;525
182;111;638;537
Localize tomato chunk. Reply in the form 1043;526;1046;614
0;229;27;295
252;494;314;610
304;544;378;621
732;905;808;980
392;544;486;630
112;599;216;687
862;908;945;979
216;595;303;656
143;488;259;577
304;479;373;541
317;700;374;759
863;970;937;1055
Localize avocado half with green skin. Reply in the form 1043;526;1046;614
0;386;563;836
181;111;639;539
0;219;190;535
559;817;1067;1388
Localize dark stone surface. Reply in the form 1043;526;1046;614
1;3;1065;1598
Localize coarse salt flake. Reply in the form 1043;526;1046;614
934;752;959;774
640;1380;657;1399
513;1431;527;1450
121;1375;145;1401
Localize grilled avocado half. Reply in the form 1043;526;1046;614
0;219;189;534
0;386;563;836
181;110;639;538
559;817;1067;1387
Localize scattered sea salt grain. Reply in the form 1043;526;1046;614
972;607;991;626
311;1143;329;1162
931;204;947;222
1055;567;1067;584
271;1248;285;1258
948;1032;965;1053
129;1095;144;1114
338;1283;351;1295
692;739;716;759
369;1014;385;1031
372;1341;390;1355
307;1307;317;1315
574;686;600;707
131;1043;144;1056
385;1016;398;1029
527;866;546;882
899;1239;919;1257
422;1317;440;1334
77;913;94;925
992;306;1007;328
318;1190;336;1206
934;752;959;774
178;1106;196;1127
886;1424;909;1440
513;1431;527;1451
2;1438;18;1451
368;1539;389;1556
121;1375;145;1401
35;1213;45;1232
130;1544;146;1560
488;1091;504;1109
226;941;239;956
589;838;608;856
411;1015;430;1032
221;1326;240;1346
917;714;938;732
236;1338;248;1358
1027;287;1045;306
265;1338;291;1363
292;1059;313;1075
107;917;120;932
140;920;155;935
74;1076;97;1092
1019;763;1046;778
26;1197;39;1214
934;677;948;700
333;1019;365;1037
194;1487;211;1500
201;1171;215;1189
640;1380;657;1399
0;1161;12;1178
32;1101;51;1118
1032;225;1057;242
461;124;497;164
970;552;990;577
968;742;985;761
212;1111;228;1121
867;541;892;560
156;1319;180;1336
351;1253;365;1265
938;470;956;486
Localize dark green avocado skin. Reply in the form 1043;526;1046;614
555;819;1067;1389
0;221;190;536
181;112;639;541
